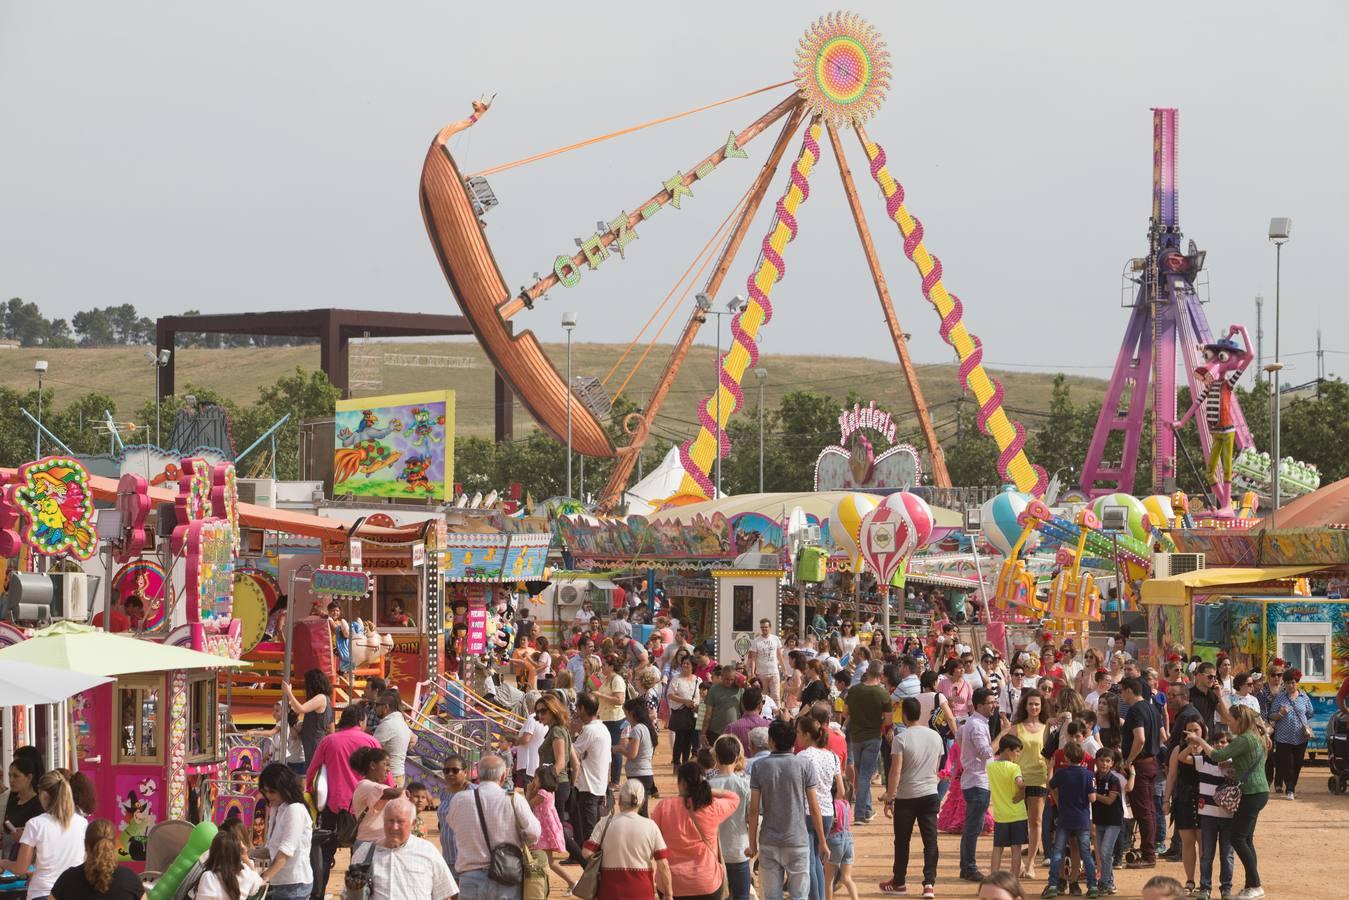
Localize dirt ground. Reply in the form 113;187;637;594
333;741;1349;899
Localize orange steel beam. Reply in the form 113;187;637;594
825;122;951;488
501;93;803;320
595;103;808;512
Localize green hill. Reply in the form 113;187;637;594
0;341;1106;443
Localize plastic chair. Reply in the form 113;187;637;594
140;819;195;886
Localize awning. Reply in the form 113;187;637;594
1141;565;1326;605
904;572;982;590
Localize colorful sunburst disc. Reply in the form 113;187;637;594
794;11;891;128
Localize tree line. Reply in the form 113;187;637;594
2;299;316;348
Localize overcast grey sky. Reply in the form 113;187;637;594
3;1;1347;384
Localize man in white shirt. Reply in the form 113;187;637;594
372;690;416;787
368;798;457;900
747;619;783;701
569;693;612;864
511;694;547;788
446;755;541;895
606;608;632;638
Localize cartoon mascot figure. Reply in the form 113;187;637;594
1171;324;1253;518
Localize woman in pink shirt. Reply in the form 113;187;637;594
348;746;400;851
938;658;973;722
651;763;740;900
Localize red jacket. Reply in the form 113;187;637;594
305;725;386;812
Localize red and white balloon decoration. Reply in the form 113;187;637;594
857;491;934;584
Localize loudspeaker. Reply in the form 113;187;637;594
156;502;178;537
4;573;53;623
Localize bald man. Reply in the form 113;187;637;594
367;797;457;900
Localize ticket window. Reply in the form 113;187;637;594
376;574;419;630
187;674;219;763
115;675;165;765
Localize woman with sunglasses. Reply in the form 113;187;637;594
536;693;581;826
257;763;313;899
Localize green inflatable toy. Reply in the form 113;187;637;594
146;820;217;900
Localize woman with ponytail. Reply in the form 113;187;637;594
51;819;143;899
651;762;740;900
2;772;88;899
195;819;263;900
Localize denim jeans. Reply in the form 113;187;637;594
808;815;833;900
1229;791;1268;889
761;843;811;900
1153;775;1167;852
1048;827;1097;890
849;738;882;820
1198;815;1235;893
725;859;753;900
960;786;991;876
892;794;940;886
267;884;313;900
1095;824;1121;889
605;720;625;784
457;868;524;899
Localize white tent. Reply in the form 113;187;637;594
622;446;691;516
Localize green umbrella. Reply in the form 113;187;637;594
0;621;248;677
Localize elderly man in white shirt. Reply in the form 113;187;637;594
446;754;541;897
372;689;416;787
365;798;457;900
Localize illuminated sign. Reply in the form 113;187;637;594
313;567;372;597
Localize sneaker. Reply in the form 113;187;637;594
1040;889;1061;899
1286;791;1295;801
922;887;936;899
1220;890;1232;900
1194;891;1211;900
1106;886;1119;895
961;871;987;883
1160;849;1182;862
1233;889;1265;900
877;882;908;894
1086;889;1101;899
857;814;874;825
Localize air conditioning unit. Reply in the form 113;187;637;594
733;551;780;570
558;584;583;606
237;479;276;508
1153;553;1205;578
803;525;822;545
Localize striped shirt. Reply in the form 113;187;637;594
1193;753;1234;820
1198;370;1242;432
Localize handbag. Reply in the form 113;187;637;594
688;808;731;900
669;705;696;731
571;813;614;900
344;842;374;900
1213;756;1261;814
513;795;550;900
475;788;525;885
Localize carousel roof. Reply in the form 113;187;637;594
1267;475;1349;529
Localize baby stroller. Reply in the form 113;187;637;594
1327;708;1349;794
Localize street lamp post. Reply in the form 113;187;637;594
1268;217;1291;524
151;349;172;448
562;312;577;498
754;368;768;492
34;360;48;458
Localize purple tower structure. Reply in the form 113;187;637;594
1081;108;1253;497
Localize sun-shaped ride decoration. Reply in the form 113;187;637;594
794;11;891;129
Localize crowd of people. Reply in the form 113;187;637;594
0;597;1307;900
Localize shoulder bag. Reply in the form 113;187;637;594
1212;747;1261;814
513;795;550;900
688;807;731;900
474;788;525;885
571;813;614;900
344;841;374;900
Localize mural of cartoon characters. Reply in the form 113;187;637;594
400;455;434;492
13;461;97;558
335;411;405;484
407;407;445;448
117;778;159;861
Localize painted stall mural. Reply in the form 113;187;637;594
334;390;455;501
1224;597;1349;752
115;774;160;862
